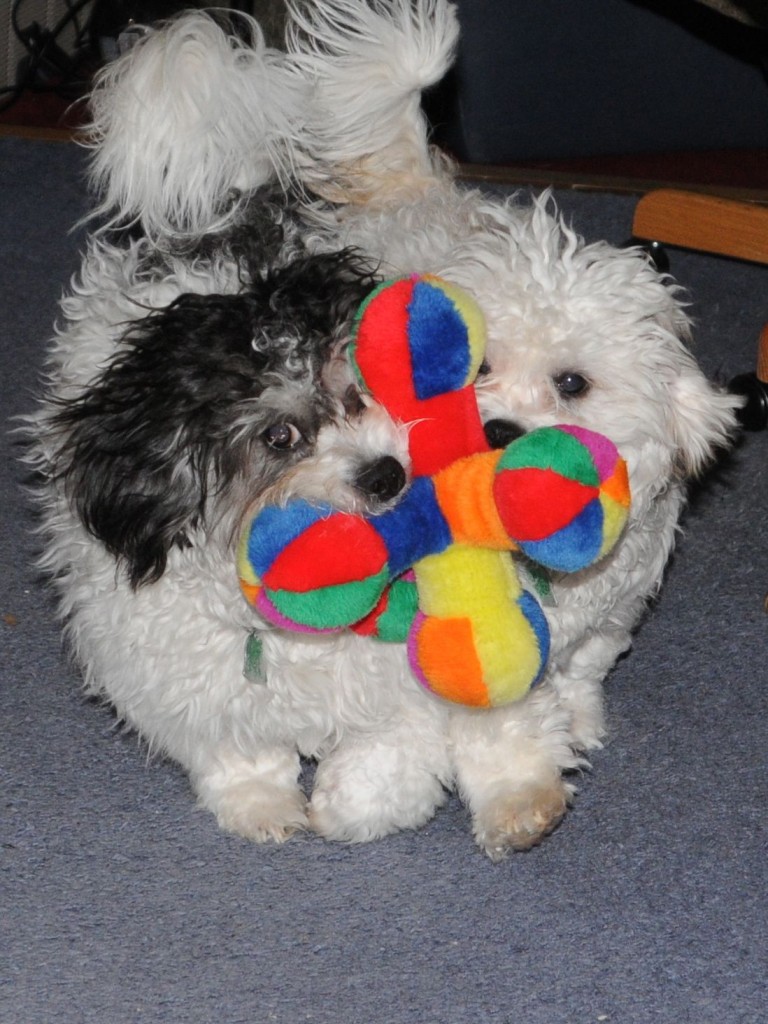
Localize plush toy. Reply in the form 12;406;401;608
238;276;630;707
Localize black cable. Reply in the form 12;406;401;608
63;0;86;41
1;0;97;114
1;0;262;115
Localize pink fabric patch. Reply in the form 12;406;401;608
406;612;431;691
559;424;618;481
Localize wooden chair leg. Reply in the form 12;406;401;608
757;324;768;384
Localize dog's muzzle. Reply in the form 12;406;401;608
483;418;526;449
355;455;407;503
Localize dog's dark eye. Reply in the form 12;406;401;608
553;371;590;397
263;423;303;450
343;385;366;416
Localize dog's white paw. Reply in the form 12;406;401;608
194;748;306;843
308;786;394;842
472;779;571;861
211;780;308;843
558;682;607;752
568;706;607;752
308;744;448;842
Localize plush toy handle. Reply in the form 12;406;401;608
403;424;630;706
350;275;490;476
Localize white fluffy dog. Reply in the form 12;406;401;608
29;0;738;859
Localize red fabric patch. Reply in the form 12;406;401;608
351;590;389;636
354;278;488;478
494;468;598;541
354;279;415;410
264;516;388;593
406;389;489;477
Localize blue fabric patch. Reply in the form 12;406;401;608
519;499;603;573
370;477;452;576
247;500;331;576
518;590;550;686
408;280;470;400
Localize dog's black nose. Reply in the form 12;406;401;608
484;418;526;449
355;456;407;503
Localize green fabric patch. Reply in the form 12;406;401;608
268;566;390;630
375;577;420;642
498;428;599;487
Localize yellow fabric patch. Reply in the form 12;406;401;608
597;462;631;557
236;526;260;587
416;545;541;705
598;496;627;557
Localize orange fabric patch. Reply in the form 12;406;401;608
600;460;631;507
240;582;261;607
433;451;511;549
416;616;490;707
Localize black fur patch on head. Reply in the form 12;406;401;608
174;188;302;282
54;251;376;587
109;188;326;291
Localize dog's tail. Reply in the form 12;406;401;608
286;0;459;203
86;12;307;239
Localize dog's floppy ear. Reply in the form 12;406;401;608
62;423;201;589
669;363;740;478
55;373;208;589
54;295;261;588
624;256;740;480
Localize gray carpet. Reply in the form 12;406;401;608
2;137;766;1024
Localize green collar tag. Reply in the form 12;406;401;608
244;632;266;683
518;561;557;607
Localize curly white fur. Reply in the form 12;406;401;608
87;13;308;237
29;0;739;860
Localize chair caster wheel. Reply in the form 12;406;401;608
621;238;670;274
729;373;768;431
